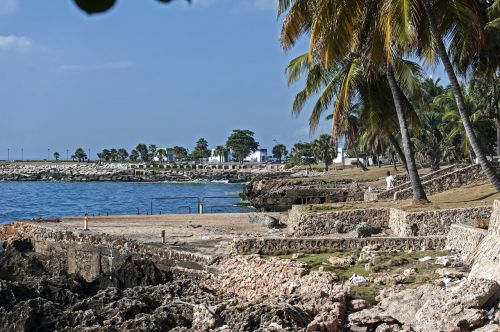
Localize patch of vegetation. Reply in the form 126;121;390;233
351;284;384;305
270;249;450;304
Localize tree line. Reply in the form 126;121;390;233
93;129;263;163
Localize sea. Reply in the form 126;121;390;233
0;181;250;224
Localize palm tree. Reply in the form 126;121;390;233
312;134;335;171
469;73;500;155
279;1;429;201
213;145;228;163
172;146;188;162
288;53;414;171
74;148;87;162
135;144;149;162
117;148;129;161
379;0;500;190
436;86;493;163
148;144;158;161
110;148;118;162
130;150;140;162
156;148;167;163
53;152;60;162
272;144;288;162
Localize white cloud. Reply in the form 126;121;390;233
0;0;18;16
0;35;32;52
59;61;133;72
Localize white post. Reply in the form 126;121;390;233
84;215;88;230
198;202;204;214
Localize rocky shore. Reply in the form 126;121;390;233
242;175;365;211
0;238;347;331
0;163;270;183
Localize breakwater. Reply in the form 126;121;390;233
0;162;276;183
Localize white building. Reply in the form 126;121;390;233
244;149;268;163
153;148;174;163
332;147;345;164
209;148;268;163
209;149;232;163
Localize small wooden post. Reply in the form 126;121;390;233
161;230;166;244
84;215;88;230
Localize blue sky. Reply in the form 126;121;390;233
0;0;446;160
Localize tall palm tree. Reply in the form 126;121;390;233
436;86;493;163
380;0;500;190
287;53;415;170
279;0;429;201
469;73;500;155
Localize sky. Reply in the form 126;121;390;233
0;0;446;160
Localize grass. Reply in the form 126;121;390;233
272;249;450;304
303;180;498;214
401;180;500;211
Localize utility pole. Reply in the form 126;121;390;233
48;148;50;161
88;148;91;162
66;149;69;161
21;148;23;161
7;148;10;162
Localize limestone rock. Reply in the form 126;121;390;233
350;299;369;311
379;284;439;326
349;223;379;238
349;307;396;326
192;304;218;331
474;324;500;332
248;214;280;229
328;256;355;268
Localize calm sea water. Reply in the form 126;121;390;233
0;181;249;224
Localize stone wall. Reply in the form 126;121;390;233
468;200;500;283
394;164;485;200
3;222;215;282
445;224;487;263
232;236;446;255
377;164;461;200
388;206;491;236
287;205;389;236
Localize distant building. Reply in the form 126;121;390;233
332;147;345;164
209;148;268;163
209;149;232;163
153;148;174;163
244;149;267;163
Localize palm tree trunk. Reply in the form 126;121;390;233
422;0;500;191
387;133;408;171
386;66;428;201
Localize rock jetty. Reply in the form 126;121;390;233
0;163;266;183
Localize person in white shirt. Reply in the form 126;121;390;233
386;171;395;190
